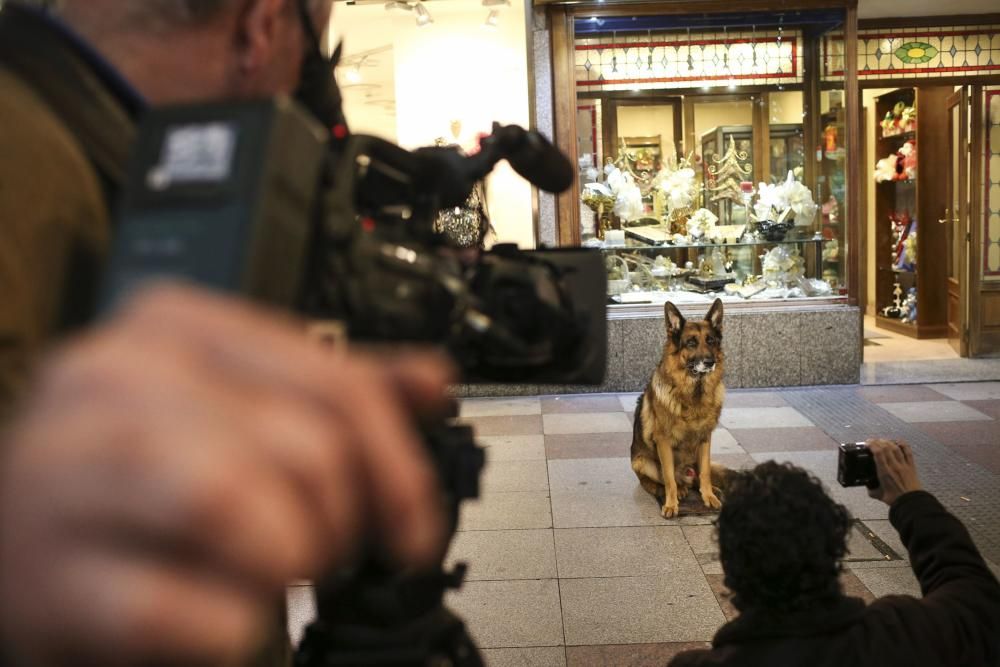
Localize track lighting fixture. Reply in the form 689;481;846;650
414;2;432;27
484;9;500;28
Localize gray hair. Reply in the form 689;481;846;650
122;0;235;27
57;0;321;36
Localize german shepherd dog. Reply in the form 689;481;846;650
631;299;727;518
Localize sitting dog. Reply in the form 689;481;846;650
630;299;726;518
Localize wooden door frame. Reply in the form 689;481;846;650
575;93;685;169
968;85;986;356
945;87;970;356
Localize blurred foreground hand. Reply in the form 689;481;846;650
0;284;451;667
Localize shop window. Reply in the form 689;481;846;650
573;10;848;305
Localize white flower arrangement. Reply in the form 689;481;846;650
587;165;643;223
752;171;818;225
657;166;698;215
686;207;719;239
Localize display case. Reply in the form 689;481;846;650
873;87;948;338
603;235;829;305
818;107;846;290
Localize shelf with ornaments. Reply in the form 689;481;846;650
872;86;950;339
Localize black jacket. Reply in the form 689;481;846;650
672;491;1000;667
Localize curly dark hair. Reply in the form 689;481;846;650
716;461;852;614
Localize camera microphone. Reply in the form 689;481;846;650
483;124;574;194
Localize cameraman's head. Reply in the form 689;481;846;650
57;0;333;104
717;461;851;614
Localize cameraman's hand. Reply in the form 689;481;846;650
0;284;450;667
866;438;923;506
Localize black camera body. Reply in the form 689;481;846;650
837;442;878;488
100;97;603;667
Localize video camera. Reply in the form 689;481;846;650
100;83;604;667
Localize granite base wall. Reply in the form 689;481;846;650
452;305;861;397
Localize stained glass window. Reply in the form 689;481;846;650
822;24;1000;82
985;87;1000;278
575;28;804;92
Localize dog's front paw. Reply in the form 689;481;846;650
661;501;680;519
677;485;690;501
701;490;722;510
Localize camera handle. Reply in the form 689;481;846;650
294;423;485;667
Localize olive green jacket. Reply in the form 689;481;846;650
0;7;292;666
0;5;122;412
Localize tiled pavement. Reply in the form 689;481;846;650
287;382;1000;666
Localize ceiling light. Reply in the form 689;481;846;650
345;65;363;84
484;9;500;29
414;2;432;26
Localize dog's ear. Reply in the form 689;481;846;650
706;298;724;334
665;302;685;336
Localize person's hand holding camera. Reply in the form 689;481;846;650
866;438;923;506
0;284;451;667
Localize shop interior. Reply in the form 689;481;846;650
570;12;850;309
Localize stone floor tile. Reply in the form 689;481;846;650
547;458;636;494
482;647;566;667
914;421;1000;449
543;412;633;435
856;385;951;404
963;399;1000;420
554;526;700;579
565;642;711;666
878;401;992;423
285;585;315;647
852;567;922;598
550;487;666;529
482;460;550;493
711;453;757;472
938;442;1000;475
864;360;1000;385
619;392;643;412
446;580;564;648
478;435;546;462
541;395;626;414
460;492;553;531
461;398;542;418
840;571;876;604
681;525;717;556
846;522;888;561
749;451;888;521
446;529;557;581
711;428;746;456
720;407;814;429
697;553;723;575
559;576;726;645
722;391;790;408
727;426;841;453
464;415;544;436
703;574;738;621
859;519;908;560
544;432;631;460
925;382;1000;401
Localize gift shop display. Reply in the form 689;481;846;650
873;87;949;338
